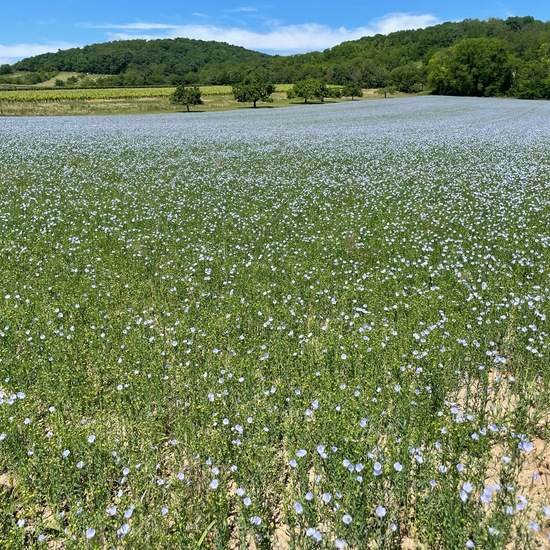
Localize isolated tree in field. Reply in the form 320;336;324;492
342;82;363;100
232;74;275;108
290;78;329;103
376;86;396;98
171;84;203;112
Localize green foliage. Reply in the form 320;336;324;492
428;38;512;96
329;58;388;89
341;82;363;99
509;44;550;99
0;71;57;85
13;38;270;86
376;86;396;98
0;64;13;75
232;74;275;108
326;85;343;99
170;84;203;111
390;63;427;93
290;78;329;103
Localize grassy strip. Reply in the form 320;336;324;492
0;86;390;116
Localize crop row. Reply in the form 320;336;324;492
0;85;236;102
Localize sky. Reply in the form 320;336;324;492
2;1;550;65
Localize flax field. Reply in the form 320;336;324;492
0;97;549;548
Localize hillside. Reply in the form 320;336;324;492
268;16;550;95
9;37;270;86
3;16;550;98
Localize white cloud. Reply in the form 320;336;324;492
0;42;76;65
103;13;441;54
228;7;258;13
369;13;441;35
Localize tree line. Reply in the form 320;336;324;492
170;77;363;111
4;16;550;99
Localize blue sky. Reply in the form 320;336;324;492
2;1;550;65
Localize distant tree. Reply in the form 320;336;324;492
290;78;329;103
376;86;396;98
389;63;426;93
505;16;535;32
122;68;145;86
25;72;44;85
0;64;13;75
342;82;363;100
326;86;342;99
232;74;275;107
325;64;350;85
54;79;65;87
171;84;203;112
510;45;550;99
353;59;388;88
428;38;512;96
182;72;200;85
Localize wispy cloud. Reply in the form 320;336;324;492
368;13;441;35
101;13;441;54
0;42;76;65
91;22;178;30
228;7;258;13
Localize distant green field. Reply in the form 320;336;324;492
0;85;296;102
0;85;303;115
1;87;175;102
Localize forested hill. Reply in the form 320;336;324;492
268;16;550;97
5;16;550;98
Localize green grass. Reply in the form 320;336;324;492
0;85;390;116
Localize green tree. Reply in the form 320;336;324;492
348;58;388;88
341;82;363;100
232;74;275;108
171;84;203;112
290;78;329;103
326;86;342;99
122;68;145;86
428;38;512;96
390;63;426;93
510;45;550;99
376;86;396;98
